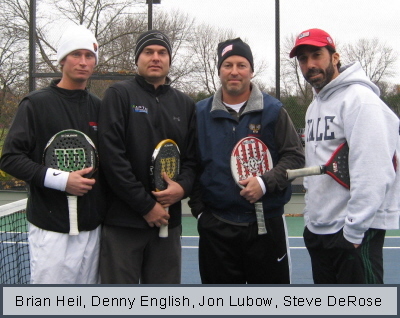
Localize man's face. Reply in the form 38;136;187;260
219;55;253;97
296;46;339;92
136;45;170;85
61;49;96;83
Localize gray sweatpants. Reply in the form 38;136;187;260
99;224;181;284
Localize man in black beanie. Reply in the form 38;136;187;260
189;38;304;284
134;30;172;65
217;38;254;73
98;30;197;284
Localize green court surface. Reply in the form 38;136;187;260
1;191;399;238
182;215;400;237
180;193;400;237
182;215;305;236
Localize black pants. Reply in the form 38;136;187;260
198;213;290;284
304;227;385;284
99;224;181;284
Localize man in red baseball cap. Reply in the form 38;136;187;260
289;28;335;58
290;28;340;92
290;28;400;284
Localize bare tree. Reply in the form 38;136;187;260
0;28;28;140
280;34;313;104
187;24;270;95
42;0;146;72
0;1;31;138
186;24;234;95
280;36;398;101
152;9;196;91
340;38;397;85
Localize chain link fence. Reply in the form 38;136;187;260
1;0;399;191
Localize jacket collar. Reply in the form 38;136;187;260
135;74;171;95
211;83;264;116
50;79;88;99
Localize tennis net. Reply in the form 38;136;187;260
0;199;30;284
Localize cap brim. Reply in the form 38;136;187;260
289;40;330;58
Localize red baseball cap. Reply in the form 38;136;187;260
289;28;335;58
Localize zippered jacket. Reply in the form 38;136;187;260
190;84;304;223
303;62;400;244
0;80;105;233
98;75;197;229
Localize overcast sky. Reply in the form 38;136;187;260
158;0;400;86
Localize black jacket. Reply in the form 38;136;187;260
0;80;106;233
98;75;197;229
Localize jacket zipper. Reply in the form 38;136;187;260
231;124;242;203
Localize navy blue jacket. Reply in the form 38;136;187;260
190;85;304;223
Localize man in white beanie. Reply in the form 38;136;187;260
0;24;105;284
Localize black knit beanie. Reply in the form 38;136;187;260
134;30;172;65
217;38;254;73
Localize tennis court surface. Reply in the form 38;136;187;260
0;198;399;284
181;216;400;284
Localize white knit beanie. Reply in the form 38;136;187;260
57;25;99;65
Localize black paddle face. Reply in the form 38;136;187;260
324;142;350;189
43;130;98;178
152;141;180;191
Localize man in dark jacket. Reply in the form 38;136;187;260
98;30;197;284
0;25;105;284
189;38;304;284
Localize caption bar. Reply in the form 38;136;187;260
3;286;397;316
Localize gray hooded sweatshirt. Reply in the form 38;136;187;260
303;61;400;244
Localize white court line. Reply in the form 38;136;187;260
2;243;399;249
1;241;28;245
0;232;28;234
182;246;400;249
182;236;305;239
183;236;400;239
182;236;400;250
3;236;399;247
4;243;396;249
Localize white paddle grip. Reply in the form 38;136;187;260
286;166;323;180
159;224;168;238
159;207;169;238
67;196;79;235
255;201;267;235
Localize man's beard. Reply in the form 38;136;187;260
305;61;336;90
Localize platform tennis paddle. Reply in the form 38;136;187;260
287;142;350;189
150;139;180;238
43;129;98;235
231;137;273;235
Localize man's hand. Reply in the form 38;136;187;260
143;203;170;227
65;167;95;196
239;177;263;203
152;172;184;207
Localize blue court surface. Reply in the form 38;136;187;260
0;191;399;285
0;226;399;284
2;234;398;285
180;213;400;284
181;235;400;284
